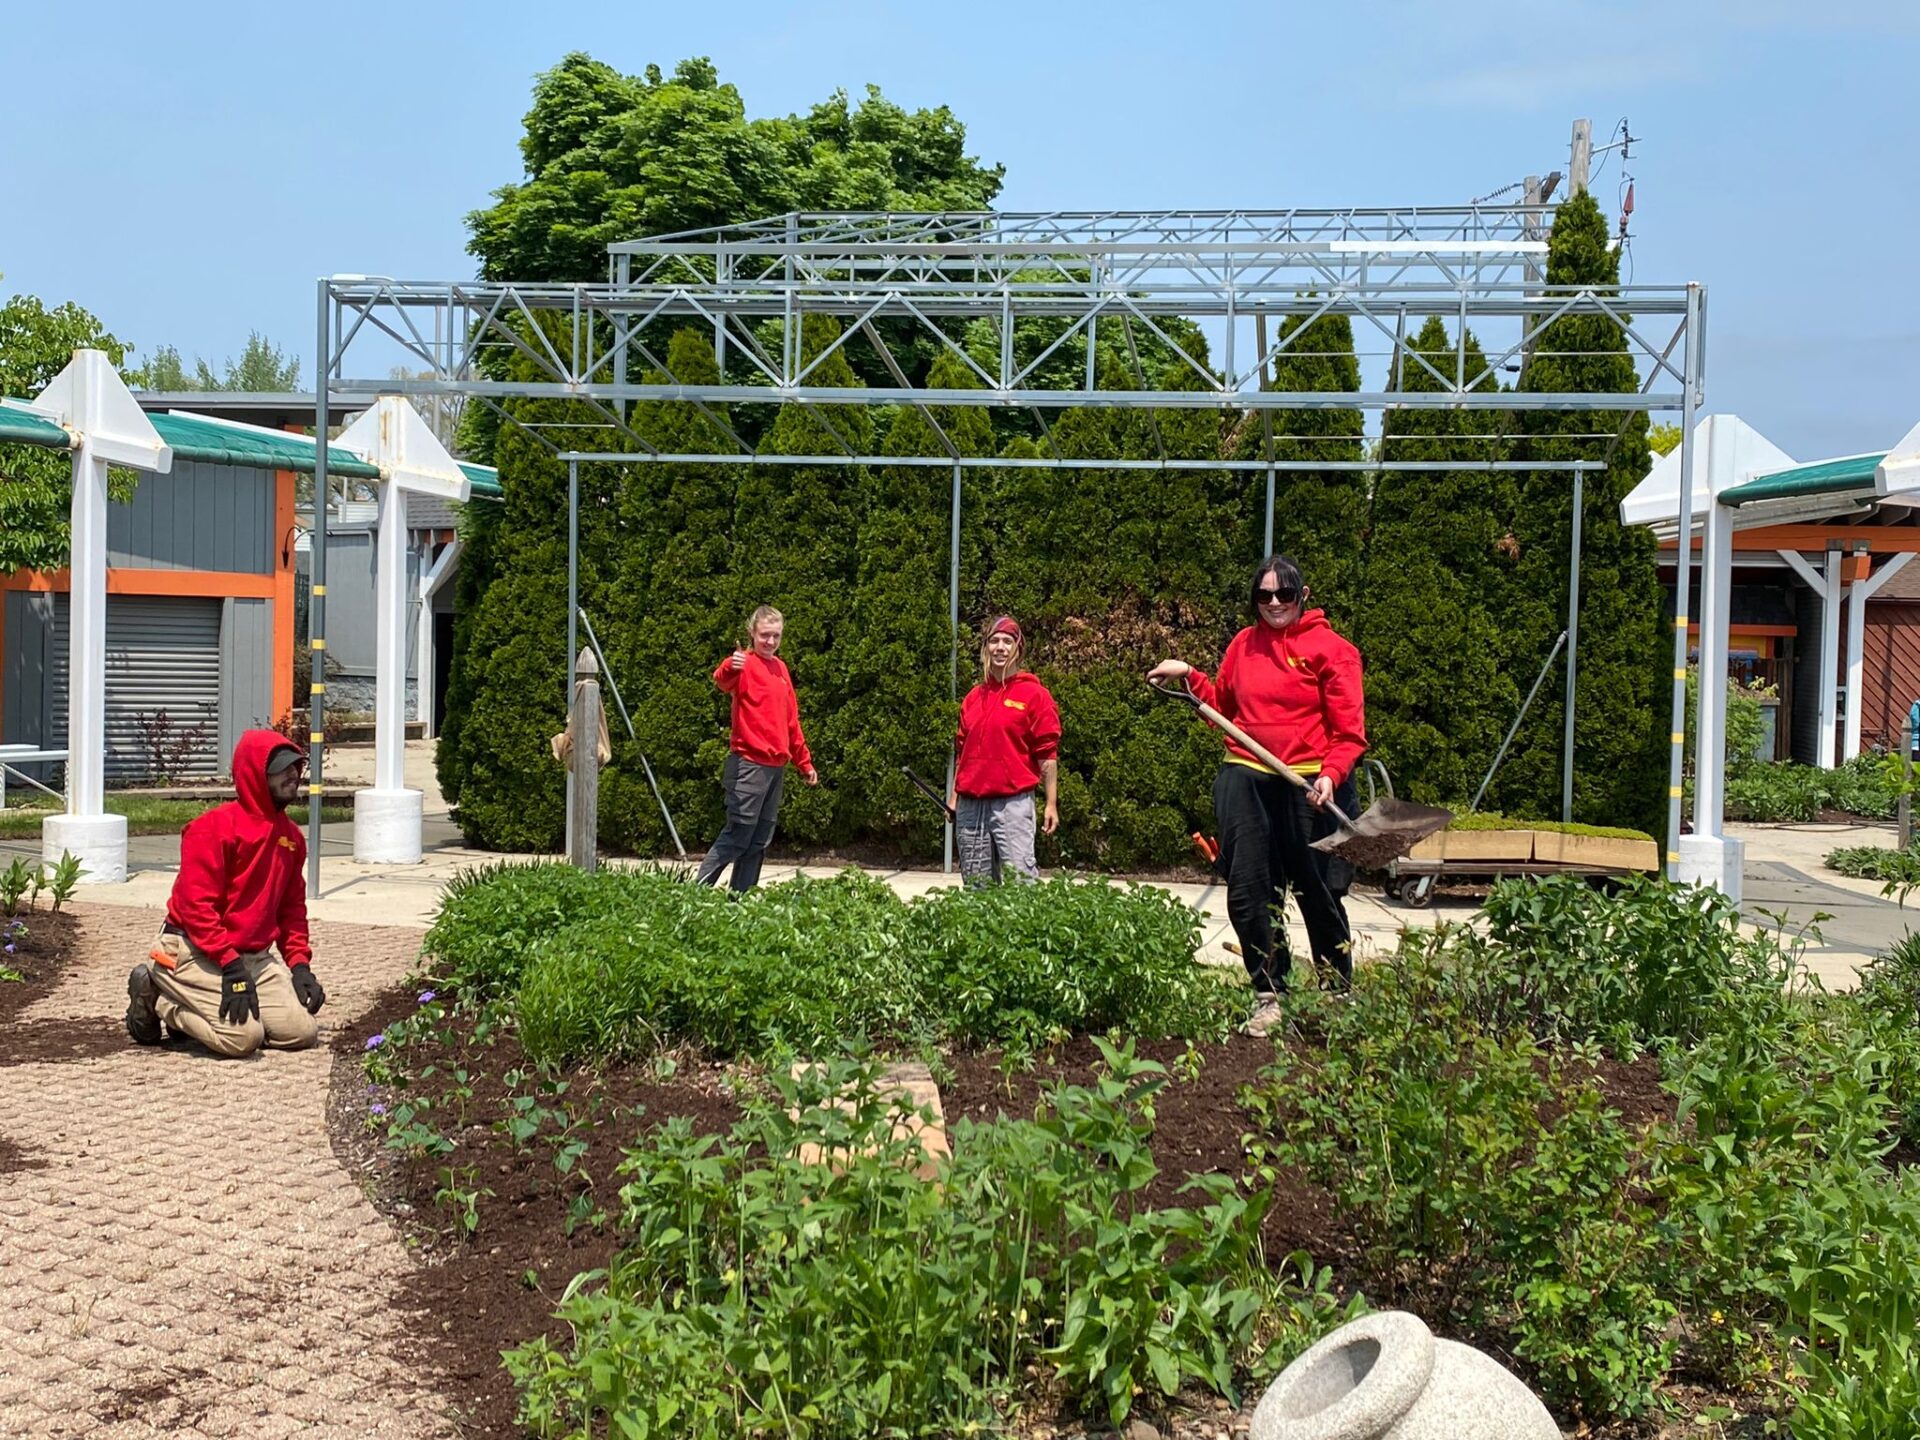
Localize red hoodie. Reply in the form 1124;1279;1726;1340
713;651;813;771
1187;611;1367;788
167;731;311;969
955;671;1061;797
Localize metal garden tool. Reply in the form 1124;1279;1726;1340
1148;679;1452;869
901;765;956;820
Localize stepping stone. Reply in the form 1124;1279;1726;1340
790;1060;950;1181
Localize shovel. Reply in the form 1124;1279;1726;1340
1148;679;1452;870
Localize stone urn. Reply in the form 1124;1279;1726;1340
1250;1311;1559;1440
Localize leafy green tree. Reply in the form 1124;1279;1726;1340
1354;317;1520;803
1500;193;1666;832
468;55;1003;283
1648;423;1681;457
1231;314;1367;623
0;289;135;574
135;332;300;392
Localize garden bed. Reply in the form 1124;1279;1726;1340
333;981;1673;1439
335;863;1920;1440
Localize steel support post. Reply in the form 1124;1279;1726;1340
945;461;961;875
1561;465;1583;822
565;459;579;858
308;281;330;899
1662;286;1703;879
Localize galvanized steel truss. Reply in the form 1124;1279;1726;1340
307;206;1708;887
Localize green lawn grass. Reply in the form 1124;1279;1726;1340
0;798;353;839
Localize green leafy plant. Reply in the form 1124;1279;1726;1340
504;1043;1275;1437
44;851;83;910
0;858;33;918
1249;934;1676;1421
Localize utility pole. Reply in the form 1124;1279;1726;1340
1569;119;1593;196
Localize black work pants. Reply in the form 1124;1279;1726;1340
1212;764;1352;994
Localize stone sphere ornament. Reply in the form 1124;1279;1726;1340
1250;1311;1559;1440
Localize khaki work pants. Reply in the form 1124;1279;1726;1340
149;932;318;1058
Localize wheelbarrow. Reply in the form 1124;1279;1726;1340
1149;679;1452;869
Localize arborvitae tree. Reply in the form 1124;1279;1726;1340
598;329;742;854
1354;317;1520;803
820;353;996;854
439;358;627;849
729;315;872;845
1232;313;1367;625
1501;192;1666;832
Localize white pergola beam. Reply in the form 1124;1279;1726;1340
417;537;461;738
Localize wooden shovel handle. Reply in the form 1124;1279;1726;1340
1148;680;1361;834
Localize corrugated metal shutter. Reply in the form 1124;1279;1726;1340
51;596;223;781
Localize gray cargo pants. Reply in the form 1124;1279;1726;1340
696;753;786;891
955;792;1039;888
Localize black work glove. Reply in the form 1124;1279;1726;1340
291;965;326;1015
219;962;260;1026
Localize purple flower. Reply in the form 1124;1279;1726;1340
417;990;437;1005
365;1033;386;1050
369;1103;387;1116
2;944;13;955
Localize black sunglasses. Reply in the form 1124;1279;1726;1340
1255;586;1301;604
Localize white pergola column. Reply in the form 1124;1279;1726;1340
1818;545;1843;769
1843;551;1916;760
334;399;469;864
1677;418;1743;899
29;352;171;884
416;537;461;738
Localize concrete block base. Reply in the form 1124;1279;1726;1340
353;788;424;865
1676;834;1746;903
43;813;130;886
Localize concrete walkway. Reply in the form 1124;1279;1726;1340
5;743;1911;982
0;908;452;1439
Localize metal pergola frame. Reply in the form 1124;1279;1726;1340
307;205;1706;892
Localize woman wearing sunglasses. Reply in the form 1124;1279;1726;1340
1147;555;1365;1026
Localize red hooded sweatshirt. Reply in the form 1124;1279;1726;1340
955;671;1061;797
166;731;311;970
713;651;813;771
1186;611;1367;788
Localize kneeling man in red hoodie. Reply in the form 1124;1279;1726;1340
125;731;326;1056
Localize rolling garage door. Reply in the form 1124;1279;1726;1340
51;596;223;781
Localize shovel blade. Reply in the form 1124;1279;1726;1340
1309;797;1454;869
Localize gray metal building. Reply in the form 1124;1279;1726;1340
1;457;291;783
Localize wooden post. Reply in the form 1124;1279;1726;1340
569;646;601;873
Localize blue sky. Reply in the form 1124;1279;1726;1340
2;0;1914;459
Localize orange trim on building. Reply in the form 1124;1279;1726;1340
1686;624;1797;638
1663;526;1920;555
2;567;275;599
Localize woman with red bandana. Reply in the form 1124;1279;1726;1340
1148;555;1365;1026
948;616;1061;886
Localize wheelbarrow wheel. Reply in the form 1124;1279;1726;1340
1401;876;1435;909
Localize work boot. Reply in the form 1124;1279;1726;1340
1243;991;1285;1038
126;964;162;1045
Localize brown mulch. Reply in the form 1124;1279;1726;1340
327;989;745;1440
0;908;79;1025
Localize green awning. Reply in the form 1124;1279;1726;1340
0;402;75;449
1723;452;1888;506
148;411;382;480
459;462;502;499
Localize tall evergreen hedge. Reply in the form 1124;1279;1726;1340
1501;193;1666;833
